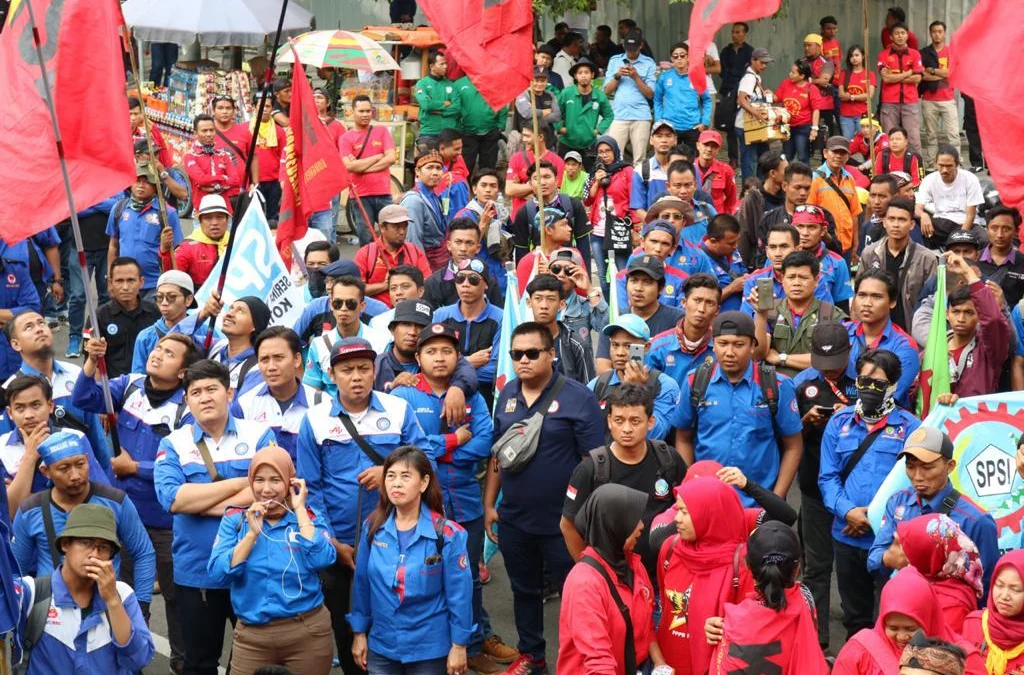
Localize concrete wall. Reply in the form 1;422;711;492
294;0;396;32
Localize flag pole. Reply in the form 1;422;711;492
24;0;122;455
117;12;175;271
528;88;546;250
863;0;875;170
201;0;292;350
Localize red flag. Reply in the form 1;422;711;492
687;0;781;93
276;58;349;263
418;0;532;110
949;0;1024;208
0;0;135;244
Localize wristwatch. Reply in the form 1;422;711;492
778;353;789;367
160;171;170;181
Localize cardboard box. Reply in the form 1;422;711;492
743;103;789;143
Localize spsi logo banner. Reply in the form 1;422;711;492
195;201;304;329
868;393;1024;552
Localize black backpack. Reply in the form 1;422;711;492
15;575;52;674
588;440;676;486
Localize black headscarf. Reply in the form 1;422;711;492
574;483;647;586
593;135;629;176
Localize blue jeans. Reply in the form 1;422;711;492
347;194;393;247
366;651;446;675
308;208;336;244
463;517;493;656
784;125;812;165
840;116;860;140
68;249;109;336
149;42;179;87
590;237;629;297
735;127;767;181
498;520;574;660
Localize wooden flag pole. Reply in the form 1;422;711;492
528;88;546;250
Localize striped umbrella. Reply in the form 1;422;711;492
276;30;399;72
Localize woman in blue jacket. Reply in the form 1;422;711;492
349;445;475;675
208;446;336;675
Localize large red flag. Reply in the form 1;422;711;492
0;0;135;244
417;0;532;110
276;58;349;263
687;0;781;94
949;0;1024;208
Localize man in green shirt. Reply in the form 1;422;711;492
415;50;461;143
456;75;508;174
560;151;587;198
557;57;613;166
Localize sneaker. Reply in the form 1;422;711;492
467;652;503;674
479;561;491;585
542;584;560;603
499;655;547;675
483;635;519;664
64;335;82;358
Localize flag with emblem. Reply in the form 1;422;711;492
917;263;951;417
0;0;136;244
686;0;782;94
417;0;532;109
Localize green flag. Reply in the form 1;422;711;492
917;263;951;417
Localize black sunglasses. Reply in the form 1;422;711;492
856;376;889;391
455;273;482;286
331;298;359;311
549;263;574;276
510;348;547;361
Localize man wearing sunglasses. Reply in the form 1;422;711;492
515;204;585;298
546;248;609;346
433;259;503;409
792;204;852;313
130;270;212;375
525;274;594;385
292;259;390;351
424;218;503;311
304;276;390;398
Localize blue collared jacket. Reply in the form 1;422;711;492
130;313;214;374
645;331;716;390
348;504;474;663
431;301;503;384
588;370;681;441
0;428;109;495
654;69;712;130
0;258;39;380
740;266;835;317
846;320;921;407
105;202;183;290
237;381;325;461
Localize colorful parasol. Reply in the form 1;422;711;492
276;30;399;72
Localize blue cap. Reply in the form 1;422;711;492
323;260;360;279
38;431;90;466
641;219;678;242
534;206;567;231
602;314;651;341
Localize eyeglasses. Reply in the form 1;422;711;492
455;273;482;286
331;298;359;311
72;537;116;557
154;293;182;304
671;53;688;59
661;212;685;221
856;376;890;392
549;263;574;276
510;348;547;361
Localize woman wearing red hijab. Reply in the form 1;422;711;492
706;521;830;675
832;566;985;675
657;476;755;675
896;514;984;633
962;550;1024;675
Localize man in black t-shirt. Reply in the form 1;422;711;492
92;257;159;377
560;384;686;586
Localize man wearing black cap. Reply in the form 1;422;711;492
535;44;564;90
909;228;987;346
556;57;613;164
604;29;656;163
271;78;291;128
203;296;271;394
596;255;684;373
868;426;998;595
513;70;562;151
792;321;856;649
674;310;803;504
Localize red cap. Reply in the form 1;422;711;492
792;205;827;226
697;130;723;147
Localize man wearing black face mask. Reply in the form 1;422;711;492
302;241;337;302
818;348;922;640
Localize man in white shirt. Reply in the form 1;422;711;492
915;144;986;249
552;32;584;87
734;48;775;181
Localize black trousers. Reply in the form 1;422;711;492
322;559;366;675
462;128;502;174
962;94;985;169
176;585;235;675
833;541;885;639
676;128;701;151
799;496;834;649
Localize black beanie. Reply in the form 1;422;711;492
237;296;271;338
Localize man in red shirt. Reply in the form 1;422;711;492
800;34;837;145
211;96;253;176
339;94;397;247
128;97;173;169
819;16;842;73
877;22;924;156
693;130;737;215
353;204;432;306
505;123;565;217
250;96;287;225
161;194;230;288
881;6;920;50
919;20;959;171
184;114;242;202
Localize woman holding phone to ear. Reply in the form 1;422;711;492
208;446;337;675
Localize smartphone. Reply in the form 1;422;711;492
756;277;775;312
629;343;645;363
814;405;836;419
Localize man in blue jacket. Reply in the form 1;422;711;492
818;347;921;639
0;255;39;380
12;432;155;618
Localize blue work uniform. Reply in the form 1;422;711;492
236;381;324;461
493;374;605;535
740;266;835;316
4;360;112;472
674;362;803;505
818;406;921;549
699;241;748;312
71;372;187;529
105;202;183;291
1012;304;1024;358
15;570;155;675
0;229;60;282
0;428;109;495
390;377;493;523
304;324;391;397
845;320;920;407
348;504;475;662
678;198;717;247
130;313;213;374
814;242;854;305
663;239;716;278
292;295;389;350
614;262;689;311
207;505;336;624
629;158;669;212
432;302;503;385
153;417;276;588
0;258;40;380
207;340;261;395
12;482;156;603
588;370;681;441
296;393;429;545
373;345;479;396
645;331;716;392
868;482;998;597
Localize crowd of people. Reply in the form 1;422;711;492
1;4;1023;675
